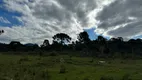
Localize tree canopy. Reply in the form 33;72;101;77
52;33;71;45
78;31;90;44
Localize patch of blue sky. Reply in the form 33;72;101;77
84;28;97;40
133;35;142;39
0;0;4;4
0;1;23;27
84;28;110;40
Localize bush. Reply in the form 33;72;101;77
19;57;30;62
122;74;132;80
49;52;57;56
59;65;66;73
89;58;94;63
100;76;114;80
40;69;50;80
17;57;30;64
84;76;90;80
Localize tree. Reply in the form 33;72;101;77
110;37;123;42
96;36;107;58
77;31;91;56
78;31;90;44
9;41;23;51
117;37;123;42
128;39;136;58
96;35;107;44
52;33;71;45
41;39;50;52
42;39;50;47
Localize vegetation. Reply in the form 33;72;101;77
0;31;142;59
0;30;142;79
0;54;141;80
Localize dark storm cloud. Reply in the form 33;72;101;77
96;0;142;38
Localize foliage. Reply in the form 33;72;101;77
78;31;90;44
59;64;66;73
0;32;142;58
122;74;132;80
53;33;71;45
0;55;141;80
100;76;114;80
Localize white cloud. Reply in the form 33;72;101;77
1;0;103;44
1;0;141;44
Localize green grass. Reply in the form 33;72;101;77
0;53;141;80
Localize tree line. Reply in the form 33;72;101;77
0;30;142;58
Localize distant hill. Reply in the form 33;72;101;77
24;43;39;47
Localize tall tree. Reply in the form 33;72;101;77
128;39;136;57
96;35;107;58
52;33;71;45
42;39;50;47
96;35;107;44
78;31;90;44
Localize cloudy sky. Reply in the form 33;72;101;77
0;0;142;44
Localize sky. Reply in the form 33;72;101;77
0;0;142;45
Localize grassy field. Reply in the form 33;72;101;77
0;53;142;80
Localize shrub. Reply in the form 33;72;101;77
65;77;68;80
49;52;57;56
40;69;50;80
89;58;94;63
59;65;66;73
23;68;27;72
84;76;90;80
69;55;72;60
19;57;30;62
122;74;132;80
100;76;114;80
108;61;111;64
14;72;20;80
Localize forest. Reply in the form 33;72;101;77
0;30;142;80
0;30;142;59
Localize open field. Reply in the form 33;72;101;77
0;54;142;80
